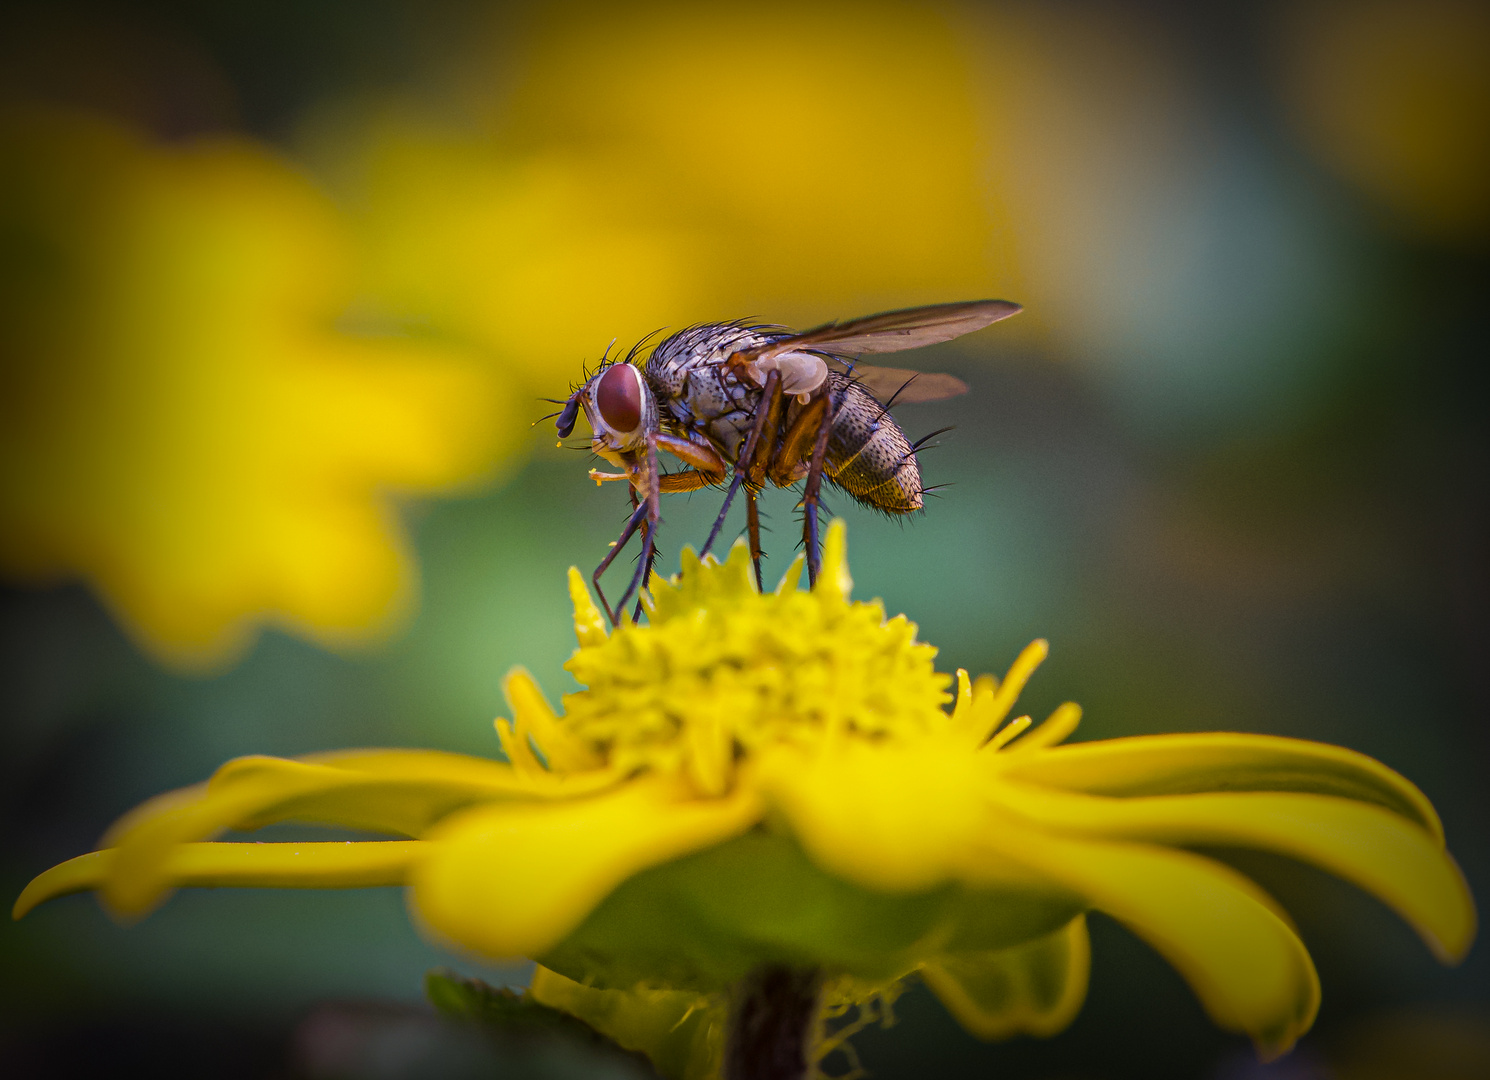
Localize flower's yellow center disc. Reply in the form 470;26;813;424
562;524;951;794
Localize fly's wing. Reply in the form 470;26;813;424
729;299;1019;379
735;299;1015;401
785;299;1021;355
835;364;969;404
733;299;1013;405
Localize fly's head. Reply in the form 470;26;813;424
556;360;657;468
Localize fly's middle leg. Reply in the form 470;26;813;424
766;395;828;487
702;370;781;560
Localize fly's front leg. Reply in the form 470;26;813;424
659;469;720;494
654;432;727;492
628;487;647;624
800;387;836;588
592;497;650;626
702;370;781;560
612;437;663;624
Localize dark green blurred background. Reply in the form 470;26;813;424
2;1;1487;1077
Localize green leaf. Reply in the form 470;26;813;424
425;968;663;1076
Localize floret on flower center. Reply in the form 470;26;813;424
558;529;952;794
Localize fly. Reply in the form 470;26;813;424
552;299;1022;623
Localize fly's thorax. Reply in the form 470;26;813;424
647;324;778;384
823;374;924;513
646;323;784;462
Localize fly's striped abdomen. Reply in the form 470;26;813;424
824;373;923;513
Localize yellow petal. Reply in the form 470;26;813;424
921;915;1090;1040
985;830;1318;1058
975;640;1048;743
568;567;609;648
773;553;805;595
494;717;545;779
410;776;762;959
14;841;419;920
1007;701;1082;752
99;750;609;917
758;740;988;893
100;765;334;916
815;519;852;604
529;965;724;1080
985;716;1033;753
992;784;1477;963
502;667;602;773
999;732;1443;840
303;748;618;798
236;752;619;832
950;669;975;729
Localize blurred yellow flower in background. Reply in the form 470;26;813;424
1278;0;1490;244
0;109;516;671
16;523;1475;1077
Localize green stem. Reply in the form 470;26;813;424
723;965;823;1080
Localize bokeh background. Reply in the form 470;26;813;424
2;1;1487;1077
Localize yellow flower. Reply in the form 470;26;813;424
14;522;1475;1077
1277;0;1490;244
0;108;517;670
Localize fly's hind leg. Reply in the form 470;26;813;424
745;490;764;591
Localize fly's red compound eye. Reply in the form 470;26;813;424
596;364;643;433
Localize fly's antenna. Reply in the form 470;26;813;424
535;396;574;426
554;387;585;437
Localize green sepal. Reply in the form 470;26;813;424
539;829;1083;991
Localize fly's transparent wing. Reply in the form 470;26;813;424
744;300;1020;365
835;364;969;404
